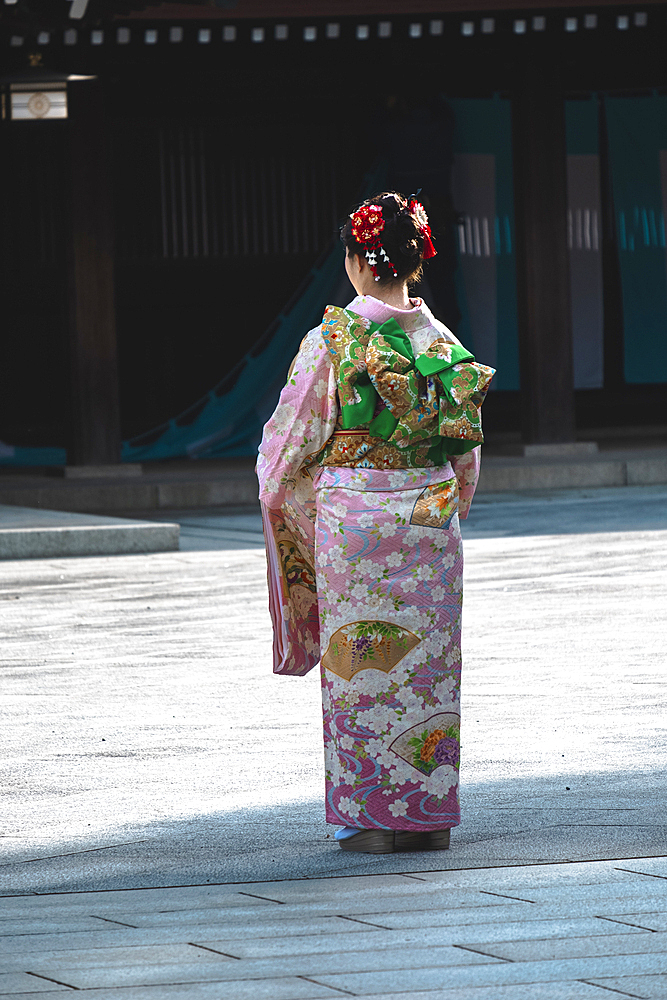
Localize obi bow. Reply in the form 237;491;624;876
320;305;495;455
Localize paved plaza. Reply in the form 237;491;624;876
1;484;666;996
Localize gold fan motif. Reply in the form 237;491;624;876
322;620;420;681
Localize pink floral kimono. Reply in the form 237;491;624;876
256;294;494;832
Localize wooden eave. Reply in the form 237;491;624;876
125;0;667;17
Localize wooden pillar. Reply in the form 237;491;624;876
513;52;575;444
67;79;121;466
598;97;625;392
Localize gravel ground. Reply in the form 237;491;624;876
1;485;665;893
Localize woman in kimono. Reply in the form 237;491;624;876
257;192;494;854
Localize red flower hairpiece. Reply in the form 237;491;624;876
349;203;398;281
408;199;437;259
350;204;384;244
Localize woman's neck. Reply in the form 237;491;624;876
365;282;411;310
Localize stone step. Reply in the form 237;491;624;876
479;448;667;492
0;506;179;560
0;463;259;514
0;449;665;515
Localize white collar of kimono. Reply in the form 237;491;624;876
347;293;424;322
346;293;457;350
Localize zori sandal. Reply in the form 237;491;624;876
393;830;451;851
428;829;451;850
394;831;430;851
338;829;395;854
335;828;450;853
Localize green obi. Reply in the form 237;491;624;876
320;305;495;459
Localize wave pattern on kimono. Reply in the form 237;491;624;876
257;294;494;831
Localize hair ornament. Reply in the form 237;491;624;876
408;198;437;259
349;203;399;281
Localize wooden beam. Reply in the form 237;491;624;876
513;49;575;444
67;79;121;466
125;0;667;17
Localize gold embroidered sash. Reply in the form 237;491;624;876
320;305;495;458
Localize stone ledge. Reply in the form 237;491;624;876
477;450;667;493
0;451;665;513
0;473;260;514
477;459;627;492
0;506;179;559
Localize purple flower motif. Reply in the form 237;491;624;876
433;736;460;768
351;636;372;661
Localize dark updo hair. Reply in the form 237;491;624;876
340;191;428;287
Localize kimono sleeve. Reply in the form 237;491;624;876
448;446;481;520
256;324;337;676
256;324;337;508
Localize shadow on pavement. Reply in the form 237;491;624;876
2;766;666;896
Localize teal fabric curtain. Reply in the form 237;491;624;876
605;95;667;383
0;445;66;467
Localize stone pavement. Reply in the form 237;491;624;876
1;484;666;996
1;858;667;998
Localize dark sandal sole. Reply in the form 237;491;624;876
338;830;395;854
394;831;431;851
394;829;451;851
339;829;451;853
428;829;451;850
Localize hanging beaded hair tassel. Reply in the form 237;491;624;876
349;203;399;280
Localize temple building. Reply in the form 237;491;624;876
0;0;665;470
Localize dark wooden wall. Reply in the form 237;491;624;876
1;4;667;453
